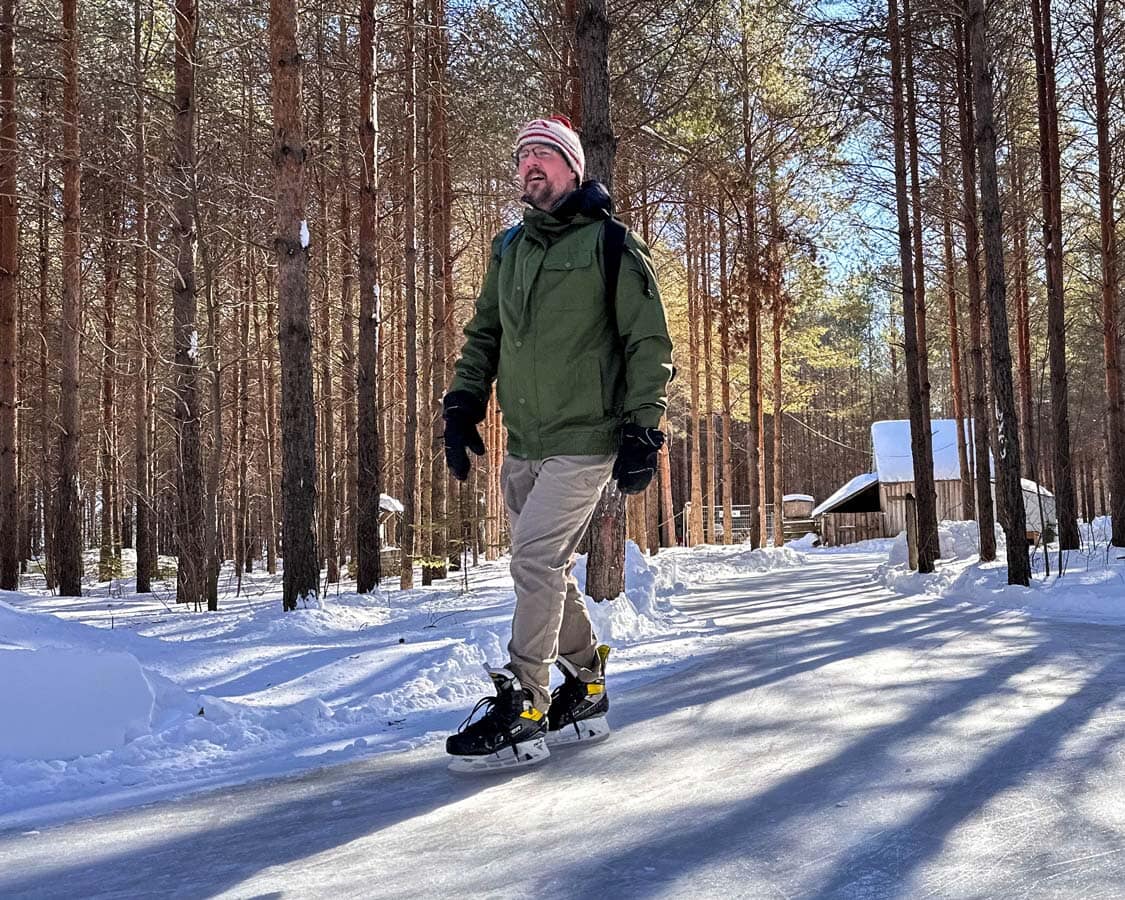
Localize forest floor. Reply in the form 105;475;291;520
2;536;1123;898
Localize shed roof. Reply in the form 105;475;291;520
810;472;878;518
872;419;981;483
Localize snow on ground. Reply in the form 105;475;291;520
0;540;804;830
4;519;1123;833
876;516;1125;625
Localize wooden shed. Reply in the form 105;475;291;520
813;419;1057;547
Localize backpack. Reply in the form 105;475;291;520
498;216;629;309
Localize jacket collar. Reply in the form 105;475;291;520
522;180;613;243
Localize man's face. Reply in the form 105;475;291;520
517;143;576;211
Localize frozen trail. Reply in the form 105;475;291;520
2;550;1123;899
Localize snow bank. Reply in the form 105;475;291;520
877;517;1125;625
0;648;154;761
645;541;807;592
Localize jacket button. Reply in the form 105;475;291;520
519;398;526;404
565;262;572;269
515;340;523;347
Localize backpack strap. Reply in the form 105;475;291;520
602;217;627;312
498;223;523;259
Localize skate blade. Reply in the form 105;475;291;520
546;715;610;747
447;736;550;774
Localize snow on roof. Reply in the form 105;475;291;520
871;419;982;483
1020;478;1054;498
783;493;814;502
380;494;404;514
810;472;878;518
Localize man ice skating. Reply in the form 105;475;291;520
442;115;674;772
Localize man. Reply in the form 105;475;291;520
442;115;673;772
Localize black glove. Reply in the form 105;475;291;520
613;423;665;495
442;390;487;481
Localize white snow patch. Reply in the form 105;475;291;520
299;220;310;249
875;516;1125;626
0;647;154;761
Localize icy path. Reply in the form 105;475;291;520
2;549;1124;899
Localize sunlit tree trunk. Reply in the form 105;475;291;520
955;19;996;561
967;0;1028;584
939;100;973;520
888;0;938;571
1030;0;1078;548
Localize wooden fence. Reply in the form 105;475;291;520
818;511;885;547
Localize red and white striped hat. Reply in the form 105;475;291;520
514;115;585;181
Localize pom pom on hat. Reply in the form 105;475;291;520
515;115;585;181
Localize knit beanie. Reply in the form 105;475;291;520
514;115;585;182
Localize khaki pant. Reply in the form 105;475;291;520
502;453;615;712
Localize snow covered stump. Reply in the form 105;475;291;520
0;648;154;761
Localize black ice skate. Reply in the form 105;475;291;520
547;644;611;747
446;666;549;773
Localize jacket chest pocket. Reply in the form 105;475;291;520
540;241;598;311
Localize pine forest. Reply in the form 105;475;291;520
1;0;1123;605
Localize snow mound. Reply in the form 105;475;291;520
646;542;807;590
877;516;1125;625
0;648;154;761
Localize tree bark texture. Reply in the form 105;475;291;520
939;100;973;521
55;0;84;597
400;0;419;591
356;0;383;592
1030;0;1079;548
955;20;997;561
132;0;155;592
888;0;938;572
967;0;1030;585
0;0;18;589
270;0;319;610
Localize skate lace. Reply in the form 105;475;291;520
457;694;524;759
457;695;501;735
553;677;587;737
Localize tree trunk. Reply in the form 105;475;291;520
429;0;452;579
888;0;938;572
939;99;973;520
356;0;383;592
400;0;419;591
955;19;996;561
1030;0;1078;549
36;79;54;590
253;276;278;574
172;0;207;607
56;0;84;597
1094;0;1125;545
576;0;627;597
315;14;338;586
718;194;733;546
132;0;155;593
0;0;17;589
99;178;123;581
967;0;1030;585
271;0;319;610
337;17;358;572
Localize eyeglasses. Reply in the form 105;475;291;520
515;145;561;163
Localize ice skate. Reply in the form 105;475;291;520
547;644;611;747
446;667;550;773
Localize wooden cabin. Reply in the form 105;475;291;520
813;419;1056;546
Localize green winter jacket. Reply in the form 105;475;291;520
450;182;674;459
